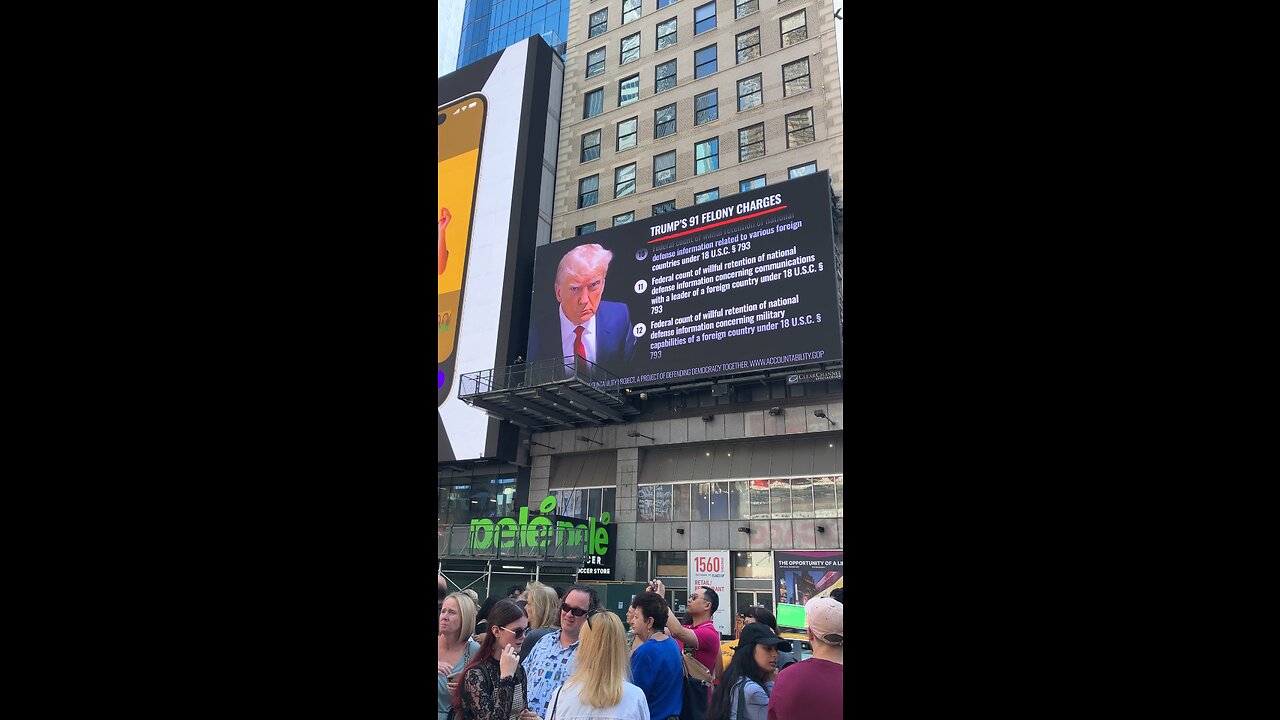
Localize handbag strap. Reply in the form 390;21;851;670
548;685;562;720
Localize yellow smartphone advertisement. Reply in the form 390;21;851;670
438;93;486;406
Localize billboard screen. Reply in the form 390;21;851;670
438;37;564;462
527;171;841;389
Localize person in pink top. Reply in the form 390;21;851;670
650;580;722;691
766;597;843;720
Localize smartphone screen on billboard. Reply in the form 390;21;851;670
438;93;487;407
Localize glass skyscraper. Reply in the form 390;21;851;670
457;0;568;69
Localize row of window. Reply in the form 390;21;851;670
590;0;776;41
584;11;809;85
583;57;811;137
590;0;721;40
583;59;808;157
574;160;818;235
577;107;815;207
637;476;845;521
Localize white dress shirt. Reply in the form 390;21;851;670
559;308;598;365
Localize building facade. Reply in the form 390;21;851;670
458;0;571;69
551;0;842;248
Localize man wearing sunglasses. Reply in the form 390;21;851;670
520;583;599;719
651;579;722;701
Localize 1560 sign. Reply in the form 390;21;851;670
469;495;611;556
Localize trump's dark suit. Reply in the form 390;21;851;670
527;300;636;375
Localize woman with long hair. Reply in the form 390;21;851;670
737;606;798;671
439;591;481;720
518;582;561;663
544;610;649;720
452;599;537;720
628;592;683;720
706;624;791;720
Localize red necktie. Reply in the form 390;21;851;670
574;326;587;369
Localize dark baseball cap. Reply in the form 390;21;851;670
739;622;793;652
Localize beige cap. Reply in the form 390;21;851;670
804;597;843;646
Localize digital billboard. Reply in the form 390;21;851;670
438;36;564;462
526;171;842;389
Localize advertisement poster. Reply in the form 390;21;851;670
690;550;731;637
774;551;843;630
528;171;842;389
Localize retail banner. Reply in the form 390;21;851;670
773;551;843;630
689;550;731;637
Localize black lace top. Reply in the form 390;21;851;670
459;657;528;720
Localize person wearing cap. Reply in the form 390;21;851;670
765;598;843;720
707;623;790;720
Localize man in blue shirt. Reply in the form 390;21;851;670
521;583;598;718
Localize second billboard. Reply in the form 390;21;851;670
527;171;842;390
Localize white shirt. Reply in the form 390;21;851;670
544;681;650;720
559;308;598;365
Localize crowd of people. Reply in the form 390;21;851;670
438;574;843;720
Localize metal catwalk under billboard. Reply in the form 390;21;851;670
527;171;842;390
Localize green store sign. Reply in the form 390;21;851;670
469;496;612;559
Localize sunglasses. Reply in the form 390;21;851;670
496;625;529;638
585;610;603;630
561;603;591;617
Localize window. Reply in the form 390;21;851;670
695;45;717;78
653;200;677;215
621;32;640;64
613;211;635;226
783;58;810;95
622;0;641;24
737;74;762;111
584;88;604;119
615;163;637;198
579;175;599;208
740;175;766;192
581;130;601;162
656;17;677;50
589;9;608;38
654;103;676;138
583;48;604;79
788;161;817;179
695;89;718;125
617;116;638;151
653;150;676;187
576;222;597;235
695;138;719;175
695;187;720;204
735;28;761;64
785;108;815;147
739;123;765;162
780;10;807;47
655;59;677;93
657;0;677;7
735;0;758;19
694;2;716;34
620;74;640;106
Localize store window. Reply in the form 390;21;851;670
790;476;814;518
438;477;519;525
770;478;792;518
655;550;689;614
812;475;837;516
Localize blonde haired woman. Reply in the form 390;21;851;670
439;591;481;720
518;583;562;663
543;611;649;720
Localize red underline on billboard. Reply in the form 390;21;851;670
647;205;790;244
